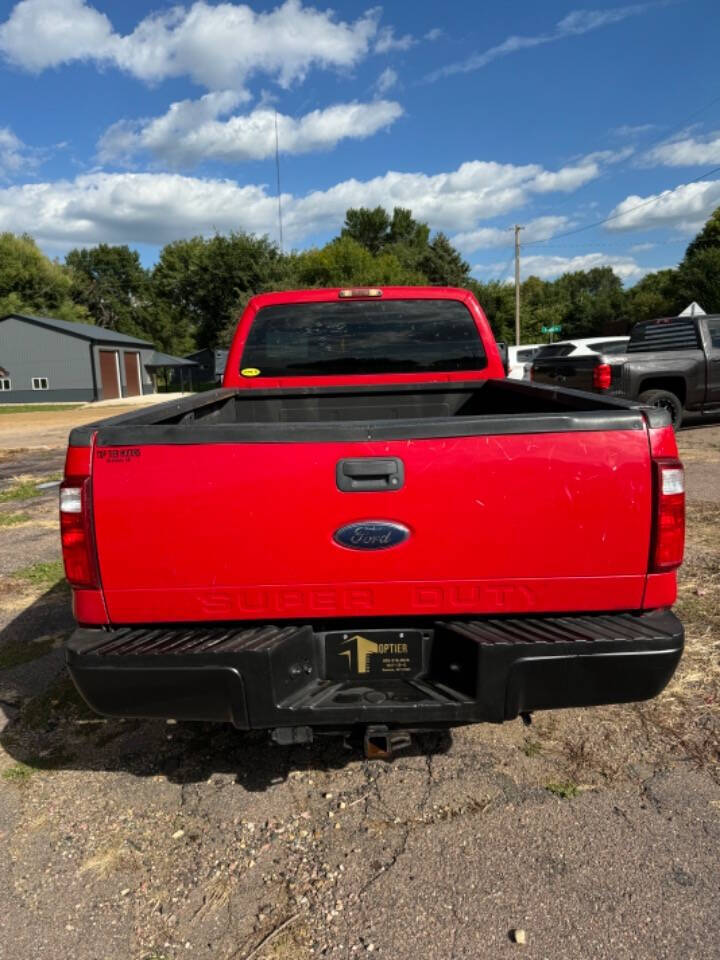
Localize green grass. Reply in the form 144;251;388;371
1;763;34;784
546;781;579;799
521;738;542;758
12;559;65;588
0;474;62;503
0;404;83;414
0;511;31;527
0;479;43;503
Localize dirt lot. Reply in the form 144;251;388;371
0;410;718;960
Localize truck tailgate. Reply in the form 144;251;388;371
91;428;653;623
532;355;599;391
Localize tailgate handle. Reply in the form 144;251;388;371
336;458;404;492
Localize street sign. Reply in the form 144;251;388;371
541;325;562;334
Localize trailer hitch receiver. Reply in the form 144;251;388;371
363;726;412;760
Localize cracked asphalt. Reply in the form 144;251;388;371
0;411;718;960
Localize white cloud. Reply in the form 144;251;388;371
630;242;656;252
426;4;653;81
612;123;656;137
475;251;649;282
374;25;414;53
645;133;720;167
0;0;381;93
0;127;26;176
98;96;403;168
606;180;720;232
0;126;42;178
424;28;443;41
375;67;398;95
530;159;601;193
0;155;606;250
453;216;571;252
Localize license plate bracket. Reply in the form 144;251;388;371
324;629;423;681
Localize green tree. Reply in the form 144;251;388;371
151;232;288;348
340;207;392;255
624;268;681;323
468;279;515;342
388;207;430;248
418;232;471;286
66;244;148;335
683;206;720;261
552;267;626;337
676;247;720;314
294;235;425;288
0;232;86;322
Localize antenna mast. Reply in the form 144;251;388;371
274;110;284;252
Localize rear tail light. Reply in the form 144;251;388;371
651;459;685;572
60;477;99;587
593;363;612;390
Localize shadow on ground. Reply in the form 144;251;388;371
681;411;720;430
0;588;452;790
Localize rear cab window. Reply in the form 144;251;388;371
628;318;700;352
591;340;628;355
534;344;574;359
240;299;487;377
706;317;720;350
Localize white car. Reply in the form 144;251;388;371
507;343;543;379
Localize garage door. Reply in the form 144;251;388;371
99;350;120;400
123;351;142;397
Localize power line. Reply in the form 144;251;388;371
523;88;720;220
524;163;720;249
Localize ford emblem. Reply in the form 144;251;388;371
334;521;410;550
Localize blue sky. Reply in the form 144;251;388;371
1;0;720;283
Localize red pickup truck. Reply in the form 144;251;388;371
61;287;684;755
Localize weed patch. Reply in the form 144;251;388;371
0;479;43;503
546;781;579;799
0;511;31;527
1;762;34;784
12;560;65;589
0;404;82;414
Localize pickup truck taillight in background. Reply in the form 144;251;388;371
593;363;612;390
61;288;685;748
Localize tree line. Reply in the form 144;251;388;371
1;205;719;355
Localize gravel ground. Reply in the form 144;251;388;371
0;411;718;960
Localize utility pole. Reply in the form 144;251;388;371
514;224;523;346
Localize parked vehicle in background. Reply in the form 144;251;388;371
533;336;630;360
532;314;720;428
507;344;542;379
61;287;684;756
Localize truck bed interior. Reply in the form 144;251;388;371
72;380;661;446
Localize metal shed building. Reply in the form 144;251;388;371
0;313;158;403
184;347;229;385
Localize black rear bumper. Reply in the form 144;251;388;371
66;610;683;732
